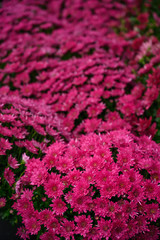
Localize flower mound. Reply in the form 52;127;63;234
13;130;160;239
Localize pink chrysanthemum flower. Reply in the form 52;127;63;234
134;215;149;234
116;175;131;197
24;217;41;235
50;198;67;215
100;179;117;198
128;185;145;202
81;169;95;184
43;142;65;170
111;220;128;240
44;173;64;199
145;203;160;221
70;195;92;214
56;156;74;173
117;147;134;169
87;103;105;117
135;225;160;240
40;230;59;240
84;226;101;240
47;217;60;234
75;215;92;237
4;167;15;186
16;226;30;240
84;118;101;133
8;155;20;169
12;197;34;218
97;218;112;239
0;197;6;208
144;180;159;200
73;179;90;196
30;165;48;187
93;198;109;218
21;189;33;200
123;201;138;219
60;219;75;239
66;169;81;183
39;209;53;227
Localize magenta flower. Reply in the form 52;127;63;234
75;215;92;237
97;218;112;239
50;198;67;215
40;230;59;240
24;217;41;235
8;155;20;169
60;219;75;239
16;226;30;240
0;197;6;208
4;167;15;186
44;173;64;199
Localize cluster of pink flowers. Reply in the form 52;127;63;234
12;131;160;239
0;0;159;139
0;94;70;214
0;0;160;239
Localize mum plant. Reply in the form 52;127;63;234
8;130;160;240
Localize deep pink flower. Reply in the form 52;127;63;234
128;185;145;203
81;169;95;184
135;225;160;240
70;195;92;214
40;230;59;240
116;175;131;197
4;167;15;186
123;201;138;219
24;217;41;235
12;198;34;217
100;179;117;198
21;189;33;200
39;209;53;226
86;155;105;170
0;197;6;208
143;86;159;110
30;165;48;187
20;85;33;97
84;226;101;240
50;198;67;215
47;217;60;234
16;226;30;240
73;179;90;196
66;169;81;183
60;219;75;239
8;155;20;169
134;215;149;234
43;142;65;170
57;156;74;173
111;220;128;239
87;103;105;117
75;215;92;237
144;180;159;200
95;168;112;187
145;203;160;221
97;218;112;239
117;147;134;169
94;198;109;218
84;118;101;133
44;173;64;199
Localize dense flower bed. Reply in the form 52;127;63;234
0;0;160;140
0;0;160;239
11;131;160;240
